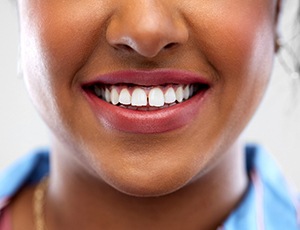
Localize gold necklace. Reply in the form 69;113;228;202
33;177;225;230
33;177;49;230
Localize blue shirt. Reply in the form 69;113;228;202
0;145;299;229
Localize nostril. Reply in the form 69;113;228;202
114;44;134;52
113;42;179;56
119;42;178;50
163;42;178;50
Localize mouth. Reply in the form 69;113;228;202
81;69;211;134
83;83;209;111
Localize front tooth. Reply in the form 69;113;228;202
110;87;119;105
105;88;111;102
164;87;176;104
183;85;190;100
131;88;147;106
176;86;183;102
149;87;164;107
119;88;131;105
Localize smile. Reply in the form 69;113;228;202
88;83;208;111
81;69;211;134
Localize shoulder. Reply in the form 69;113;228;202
0;149;50;211
248;145;300;229
223;144;300;230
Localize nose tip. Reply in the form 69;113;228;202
106;3;188;58
108;31;184;58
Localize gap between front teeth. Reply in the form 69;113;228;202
94;85;192;107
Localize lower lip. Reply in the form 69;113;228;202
83;89;209;134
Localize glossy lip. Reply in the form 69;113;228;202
81;69;212;134
81;69;212;86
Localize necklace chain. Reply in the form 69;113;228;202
33;177;49;230
32;176;225;230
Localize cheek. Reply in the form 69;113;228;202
212;16;274;117
194;1;275;76
213;15;274;84
216;12;275;120
19;0;108;78
191;1;275;105
181;1;277;152
18;0;110;132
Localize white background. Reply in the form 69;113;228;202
1;0;300;189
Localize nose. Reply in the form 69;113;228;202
106;1;188;58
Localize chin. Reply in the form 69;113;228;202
101;166;193;197
111;180;188;198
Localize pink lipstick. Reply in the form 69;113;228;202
81;69;211;134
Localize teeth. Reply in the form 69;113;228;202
131;88;147;106
189;85;194;97
94;86;102;97
94;84;199;108
175;86;183;102
149;87;165;107
119;88;131;105
183;86;190;100
105;88;111;103
110;87;119;105
164;87;176;104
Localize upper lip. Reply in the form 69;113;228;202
80;69;212;87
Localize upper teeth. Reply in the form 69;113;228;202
94;84;193;108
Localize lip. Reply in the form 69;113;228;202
81;69;211;134
81;69;211;86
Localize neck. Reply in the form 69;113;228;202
46;141;248;230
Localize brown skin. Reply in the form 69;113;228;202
11;0;281;229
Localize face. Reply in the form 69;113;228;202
18;0;279;196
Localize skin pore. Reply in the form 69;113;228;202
11;0;281;229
